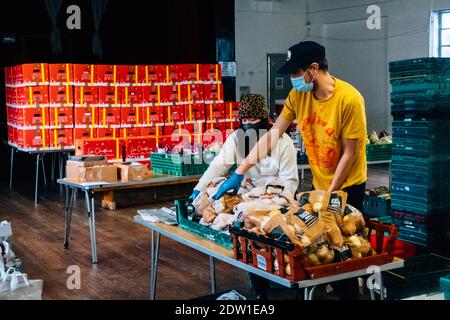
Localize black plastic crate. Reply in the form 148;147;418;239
389;57;450;75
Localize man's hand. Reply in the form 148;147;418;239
212;173;244;200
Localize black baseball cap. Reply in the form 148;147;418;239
278;41;326;75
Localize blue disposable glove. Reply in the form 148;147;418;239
212;173;244;200
189;189;201;202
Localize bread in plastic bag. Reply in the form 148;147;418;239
344;234;375;259
340;204;366;236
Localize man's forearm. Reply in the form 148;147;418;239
328;152;356;192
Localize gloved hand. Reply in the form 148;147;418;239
189;190;201;202
212;173;244;200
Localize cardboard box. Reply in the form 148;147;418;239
15;127;50;150
142;85;170;106
48;106;74;127
203;124;226;147
184;104;205;124
120;127;141;138
96;65;115;84
203;83;224;103
48;63;72;84
205;103;226;122
139;125;163;137
74;86;99;106
200;64;221;83
5;66;13;85
121;106;140;126
143;65;167;84
66;157;107;168
7;125;15;145
167;84;189;105
98;85;121;106
15;106;49;127
114;162;149;182
96;126;121;139
186;84;204;103
75;137;123;161
15;63;49;85
5;86;15;105
49;127;74;149
140;106;164;126
72;64;96;85
119;86;142;105
97;106;121;126
49;85;73;106
66;164;118;183
164;105;185;125
116;65;145;85
125;136;157;160
16;86;49;106
74;106;98;126
74;126;95;140
225;102;240;122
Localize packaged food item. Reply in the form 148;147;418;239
340;204;366;236
344;234;375;259
210;213;235;231
262;215;301;246
332;244;353;262
212;195;243;214
321;191;347;226
290;208;327;247
319;210;344;248
296;190;325;213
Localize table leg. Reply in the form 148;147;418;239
35;154;40;204
301;168;305;180
51;153;56;182
150;230;161;300
304;287;309;300
64;187;75;249
85;190;98;263
209;256;216;294
379;273;385;300
9;147;14;188
308;285;317;300
41;154;47;187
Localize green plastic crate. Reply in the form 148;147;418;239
363;194;391;218
150;151;216;176
366;143;392;161
440;275;450;300
174;199;233;249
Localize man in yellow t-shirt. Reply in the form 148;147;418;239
213;41;367;300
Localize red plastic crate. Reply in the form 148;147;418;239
98;86;121;106
96;126;121;139
140;106;164;126
97;106;121;126
49;85;73;106
139;125;163;137
200;64;221;83
143;65;168;84
74;106;98;126
186;84;204;103
96;65;116;84
116;65;145;85
225;102;240;122
48;107;74;127
121;106;141;126
205;103;226;122
15;127;50;150
15;63;49;85
48;63;72;84
72;64;96;85
125;136;158;160
167;84;189;105
74;86;99;106
49;127;74;149
142;85;170;106
120;126;141;138
370;234;416;259
14;107;49;127
164;105;185;125
16;86;49;106
119;86;143;105
203;83;224;103
74;126;95;140
75;137;124;161
184;104;205;123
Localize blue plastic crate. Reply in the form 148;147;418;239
441;275;450;300
389;57;450;76
392;137;450;158
363;194;391;218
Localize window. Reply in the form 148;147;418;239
432;10;450;57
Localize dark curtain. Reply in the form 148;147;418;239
91;0;109;59
44;0;63;55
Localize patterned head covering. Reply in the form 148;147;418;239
238;94;270;120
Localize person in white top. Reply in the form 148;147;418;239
190;94;299;200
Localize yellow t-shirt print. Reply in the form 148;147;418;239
281;77;367;190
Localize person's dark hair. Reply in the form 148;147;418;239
300;58;328;72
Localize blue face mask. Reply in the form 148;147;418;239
291;71;315;92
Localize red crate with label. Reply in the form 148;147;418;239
164;105;185;125
74;106;98;126
96;65;116;84
140;106;164;126
97;106;121;126
49;85;73;106
74;86;99;106
225;102;240;122
72;64;96;85
200;64;221;83
15;127;50;150
49;127;74;149
203;124;226;147
74;126;95;140
143;65;167;84
184;104;205;124
48;63;72;84
121;106;141;126
15;107;49;127
126;136;157;160
167;84;189;105
48;107;74;127
186;84;204;103
205;103;226;122
120;127;141;138
142;85;170;106
139;125;163;137
75;137;124;161
15;63;49;85
16;86;49;106
116;65;145;85
119;86;142;106
203;83;224;103
98;86;121;106
96;126;121;139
